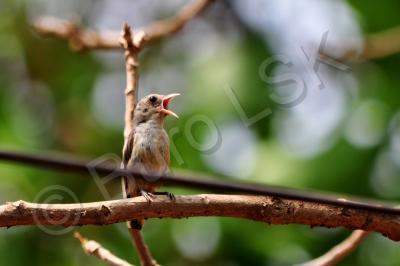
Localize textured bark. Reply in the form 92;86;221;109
2;194;400;241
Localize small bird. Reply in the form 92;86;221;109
122;93;179;230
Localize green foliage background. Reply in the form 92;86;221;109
0;0;399;265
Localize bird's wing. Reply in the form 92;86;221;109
121;128;135;199
122;128;135;169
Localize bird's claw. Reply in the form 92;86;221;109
140;190;155;202
167;192;176;201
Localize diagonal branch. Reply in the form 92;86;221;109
360;26;400;60
321;25;400;62
33;16;120;51
141;0;215;45
33;0;215;52
2;195;400;241
298;230;370;266
74;232;134;266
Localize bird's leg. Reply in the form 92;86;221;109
140;190;155;202
153;191;176;201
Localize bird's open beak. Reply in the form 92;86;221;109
160;93;180;118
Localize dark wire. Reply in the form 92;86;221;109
0;150;399;214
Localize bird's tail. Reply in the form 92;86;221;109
129;219;144;230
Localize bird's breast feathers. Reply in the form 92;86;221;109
129;121;170;173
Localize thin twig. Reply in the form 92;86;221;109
2;195;400;241
128;230;159;266
74;232;133;266
298;230;370;266
120;23;141;140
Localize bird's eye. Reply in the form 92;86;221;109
149;96;157;103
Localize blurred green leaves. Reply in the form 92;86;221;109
1;0;400;265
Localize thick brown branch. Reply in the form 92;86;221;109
2;195;400;241
299;230;370;266
74;232;133;266
33;16;120;51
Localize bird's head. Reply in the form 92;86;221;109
133;93;180;125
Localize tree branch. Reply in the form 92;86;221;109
74;232;134;266
299;230;370;266
33;0;215;52
33;16;120;51
1;149;400;217
2;195;400;241
128;230;159;266
360;26;400;60
120;23;141;140
141;0;215;45
32;5;400;62
321;25;400;62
